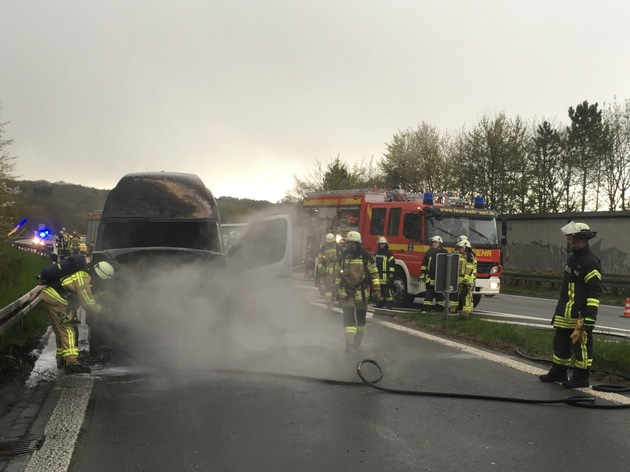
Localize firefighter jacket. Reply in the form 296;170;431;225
553;244;601;329
317;242;339;275
457;250;476;286
40;270;104;315
421;246;448;284
374;245;395;284
335;249;381;302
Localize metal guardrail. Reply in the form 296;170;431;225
501;270;630;295
0;286;43;336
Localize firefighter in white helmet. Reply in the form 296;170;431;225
374;236;395;308
334;231;381;353
317;233;339;299
539;222;601;388
38;260;114;374
421;235;448;312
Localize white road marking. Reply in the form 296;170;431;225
24;376;94;472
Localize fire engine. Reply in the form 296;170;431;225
302;189;502;306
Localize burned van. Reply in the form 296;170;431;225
93;172;223;258
88;172;293;364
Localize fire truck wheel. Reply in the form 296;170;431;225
391;269;415;306
473;294;481;307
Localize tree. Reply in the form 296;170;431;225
0;109;18;244
528;120;567;213
459;112;530;214
284;155;384;202
601;99;630;210
567;101;611;211
380;122;452;194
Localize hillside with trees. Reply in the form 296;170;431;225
4;179;275;238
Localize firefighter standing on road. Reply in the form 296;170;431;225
38;260;114;374
334;231;381;353
374;236;395;308
317;233;339;300
539;222;601;388
421;235;448;312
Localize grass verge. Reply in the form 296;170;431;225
0;245;52;378
392;311;630;386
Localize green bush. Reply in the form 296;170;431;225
0;245;52;355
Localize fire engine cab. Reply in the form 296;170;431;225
303;189;502;306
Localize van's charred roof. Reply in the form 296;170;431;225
103;172;219;219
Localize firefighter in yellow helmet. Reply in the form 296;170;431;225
455;239;476;315
374;236;395;308
539;221;601;388
421;235;448;312
334;231;381;353
317;233;339;300
38;260;114;374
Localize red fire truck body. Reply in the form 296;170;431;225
303;189;502;306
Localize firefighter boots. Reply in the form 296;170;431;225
539;364;568;383
562;368;590;389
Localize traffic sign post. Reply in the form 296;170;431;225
435;252;460;320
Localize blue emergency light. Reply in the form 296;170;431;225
474;196;485;209
423;192;434;205
38;228;50;239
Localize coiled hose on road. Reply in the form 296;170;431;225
211;359;629;410
354;359;630;410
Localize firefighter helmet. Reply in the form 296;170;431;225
346;231;362;243
325;233;335;243
93;261;115;280
457;235;468;243
457;239;471;248
560;221;597;240
431;235;443;243
377;236;388;244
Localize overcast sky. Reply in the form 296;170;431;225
2;1;629;202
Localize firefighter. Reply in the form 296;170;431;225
421;235;448;312
374;236;395;308
334;231;381;353
70;231;82;255
38;261;114;373
539;222;601;388
317;233;339;300
56;228;70;259
456;239;476;315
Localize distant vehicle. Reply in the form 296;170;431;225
88;172;292;361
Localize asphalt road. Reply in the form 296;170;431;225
2;281;630;472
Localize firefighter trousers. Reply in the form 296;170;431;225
423;283;444;310
341;297;368;348
551;327;593;370
39;290;81;366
